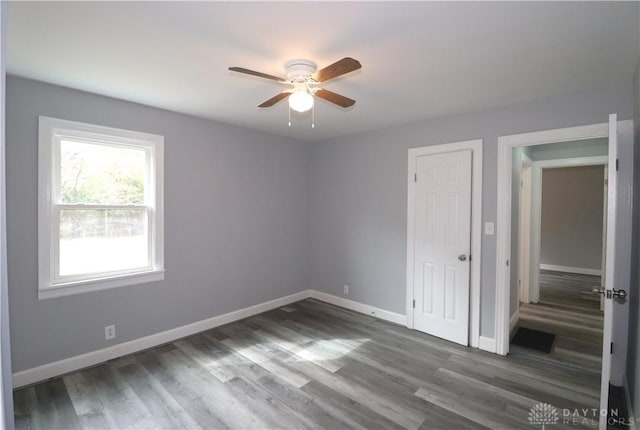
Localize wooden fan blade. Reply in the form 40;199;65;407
314;89;356;108
229;67;286;82
312;57;361;82
258;92;290;108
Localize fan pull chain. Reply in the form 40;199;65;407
312;104;315;129
288;106;291;127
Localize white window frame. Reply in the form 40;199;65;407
38;116;164;300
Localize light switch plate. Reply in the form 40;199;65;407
485;222;495;235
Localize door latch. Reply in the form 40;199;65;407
592;287;627;301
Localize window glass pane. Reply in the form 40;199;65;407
60;140;146;204
59;209;148;276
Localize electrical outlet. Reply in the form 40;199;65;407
344;285;349;295
105;324;115;340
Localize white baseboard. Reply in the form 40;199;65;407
478;336;497;353
539;264;601;276
309;290;407;326
12;289;410;388
12;290;311;388
510;309;520;334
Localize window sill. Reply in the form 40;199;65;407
38;269;165;300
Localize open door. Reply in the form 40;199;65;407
596;113;626;429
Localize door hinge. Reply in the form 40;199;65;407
616;159;619;171
519;279;521;286
506;259;509;267
469;255;472;262
611;342;613;354
412;299;416;308
414;173;417;182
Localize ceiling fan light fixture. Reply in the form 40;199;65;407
285;59;317;81
289;89;314;112
229;57;361;119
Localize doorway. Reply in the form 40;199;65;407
514;151;607;377
495;116;633;429
518;154;608;309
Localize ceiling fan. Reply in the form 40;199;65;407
228;57;362;114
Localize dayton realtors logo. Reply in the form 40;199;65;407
528;403;559;429
528;403;627;427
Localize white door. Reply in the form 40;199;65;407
412;150;472;345
598;113;623;429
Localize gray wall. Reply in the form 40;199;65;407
628;57;640;419
309;83;633;338
540;165;604;271
5;75;636;376
1;3;14;427
6;76;311;372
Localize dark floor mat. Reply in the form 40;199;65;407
510;327;556;353
608;384;630;428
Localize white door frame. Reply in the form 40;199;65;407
600;166;608;312
407;139;482;348
518;155;532;304
495;120;631;356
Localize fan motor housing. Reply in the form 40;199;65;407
285;59;317;81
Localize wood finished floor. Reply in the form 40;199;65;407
539;270;602;312
516;270;604;374
14;298;601;430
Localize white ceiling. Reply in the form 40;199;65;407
7;2;640;142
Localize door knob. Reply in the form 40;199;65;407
592;287;605;296
613;289;627;300
458;254;467;262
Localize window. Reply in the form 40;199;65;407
38;117;164;299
